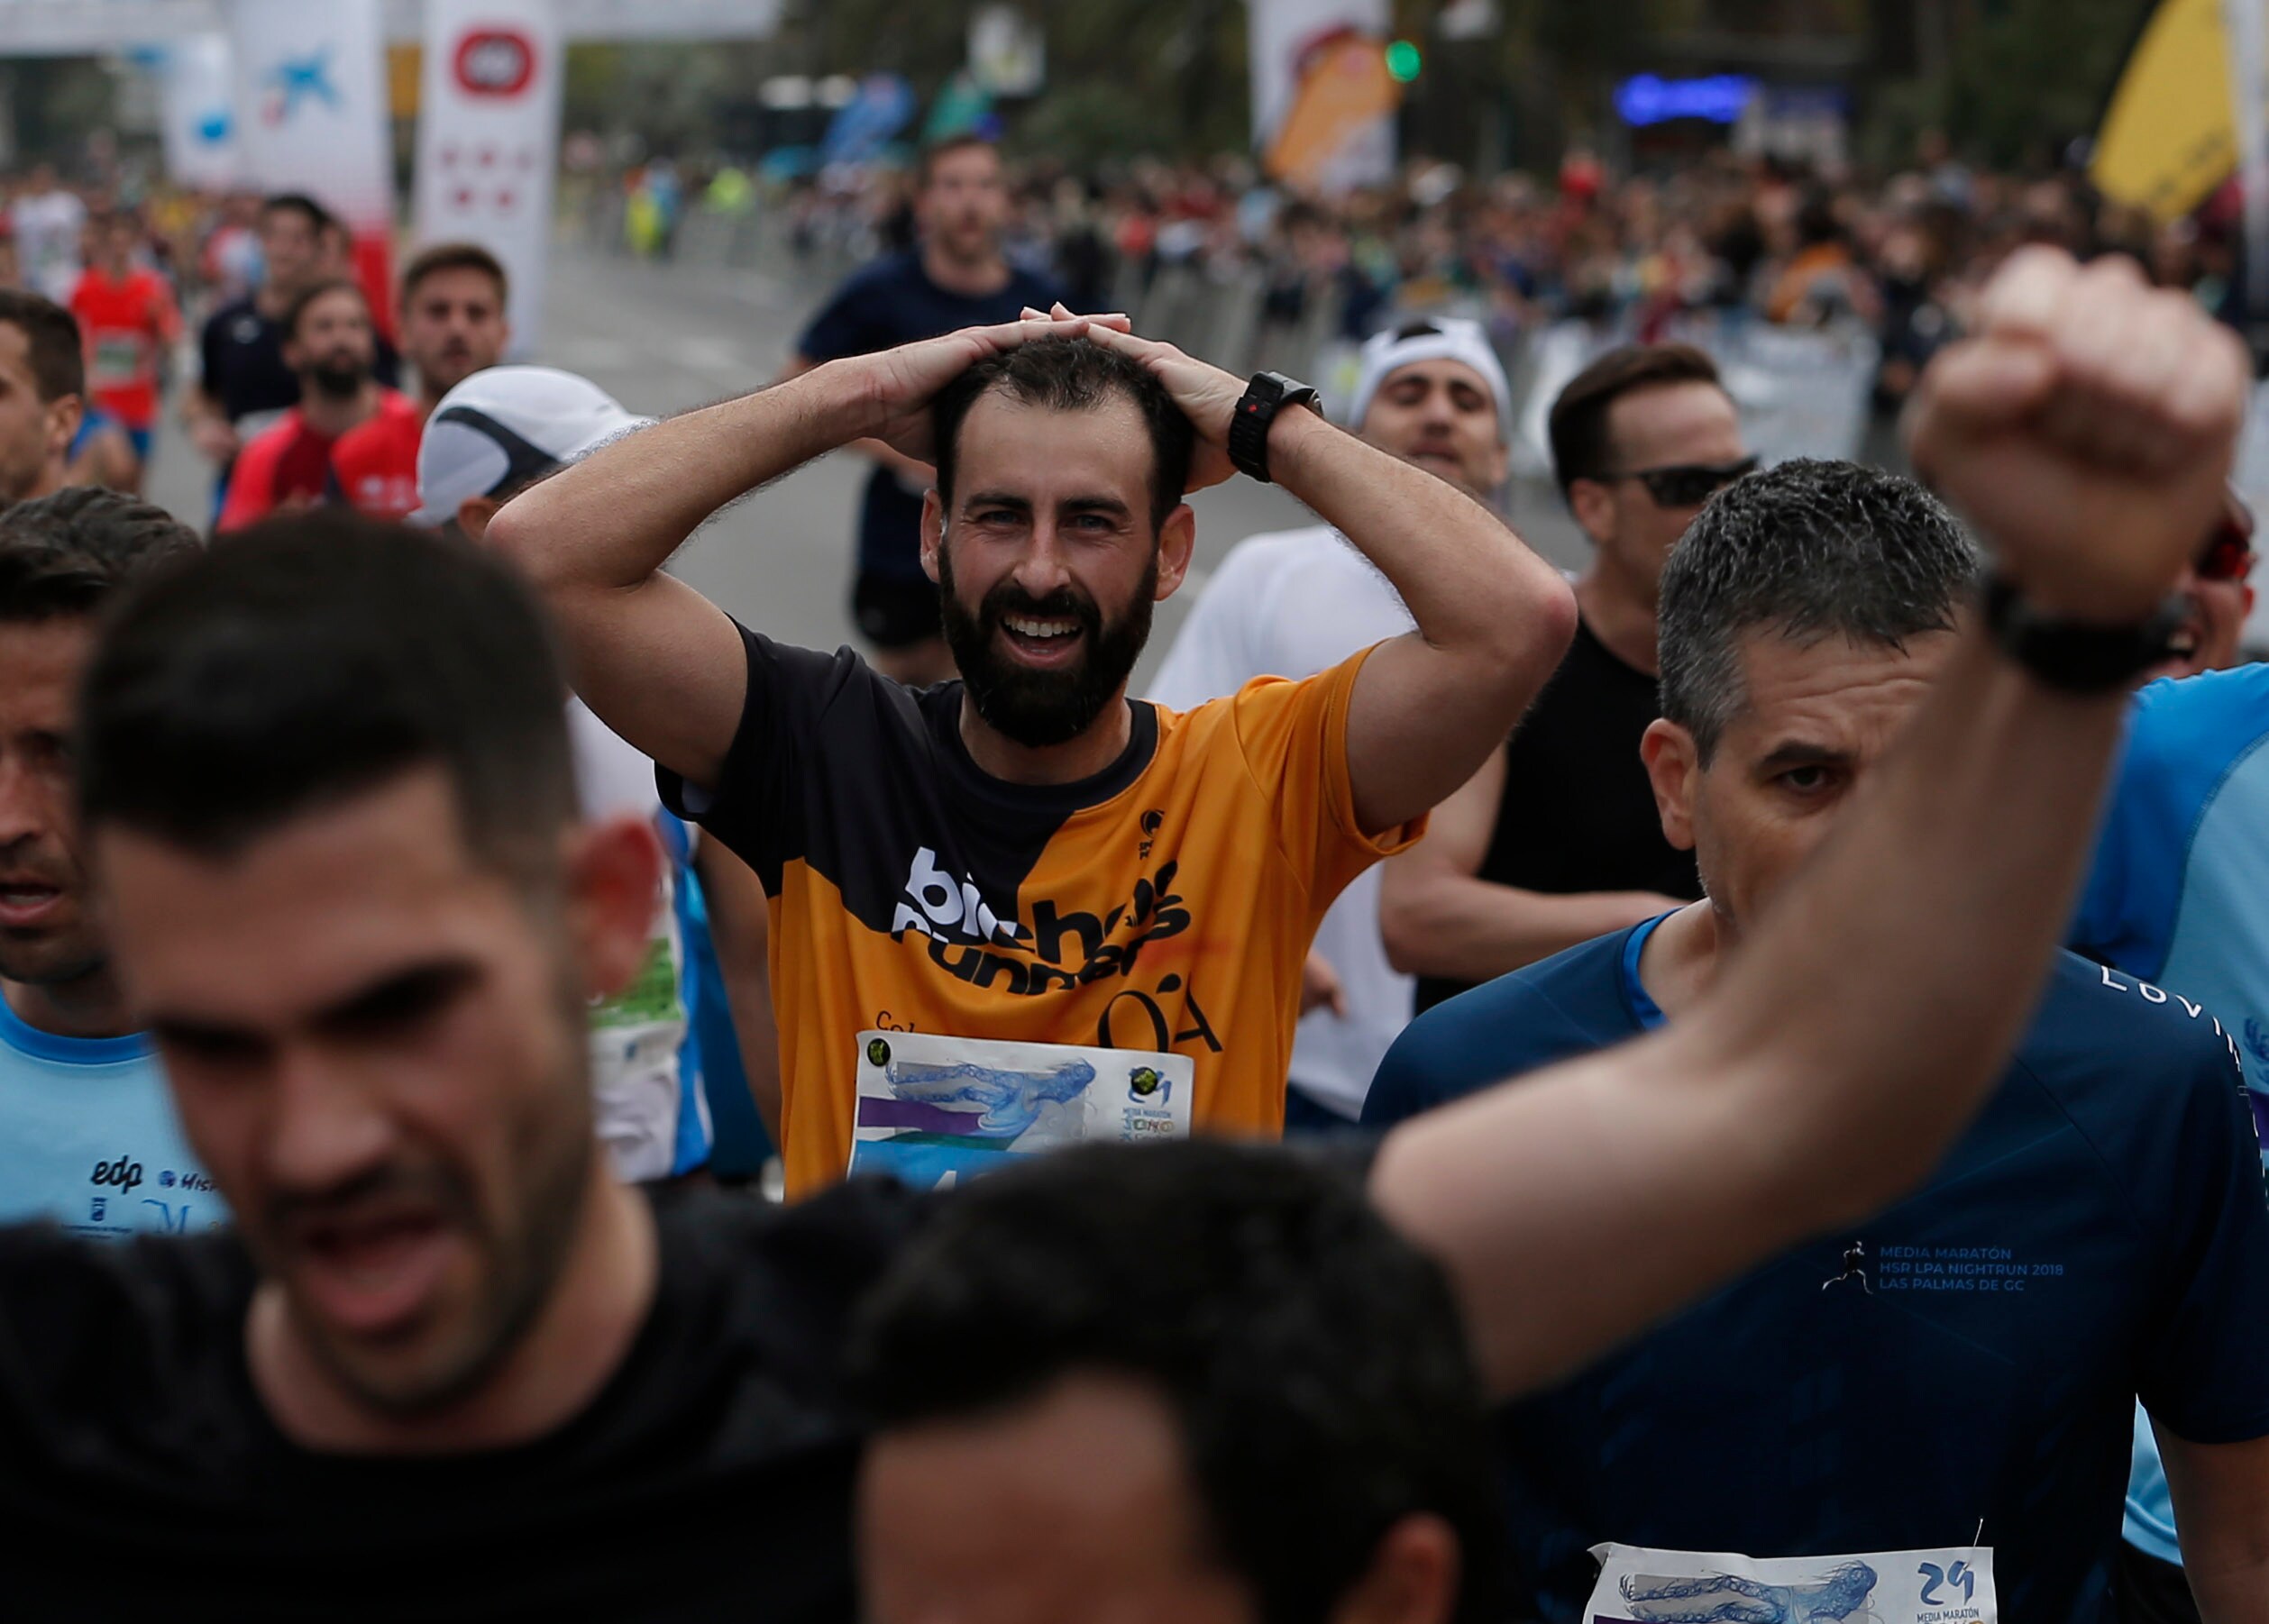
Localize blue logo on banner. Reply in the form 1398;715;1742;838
262;50;339;126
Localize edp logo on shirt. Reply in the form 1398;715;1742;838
89;1154;144;1194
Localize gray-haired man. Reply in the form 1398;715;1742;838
1368;456;2269;1624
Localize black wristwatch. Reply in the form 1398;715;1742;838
1228;371;1322;484
1981;574;2182;693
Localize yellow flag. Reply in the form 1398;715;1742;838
2092;0;2240;220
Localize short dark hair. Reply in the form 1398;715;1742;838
0;289;85;404
260;191;336;237
932;337;1194;533
1546;342;1723;496
283;277;369;343
852;1141;1506;1624
400;241;509;311
916;132;997;190
79;513;576;875
0;488;200;623
1658;458;1981;762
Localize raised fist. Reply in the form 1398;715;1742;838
1905;247;2248;623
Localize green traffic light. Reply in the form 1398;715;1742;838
1386;39;1422;81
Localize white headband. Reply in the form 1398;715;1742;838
1347;316;1514;444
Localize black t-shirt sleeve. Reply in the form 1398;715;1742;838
2136;1025;2269;1446
654;624;867;893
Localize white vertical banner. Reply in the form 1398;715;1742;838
2223;0;2269;330
159;35;242;193
225;0;395;232
413;0;563;360
1246;0;1395;192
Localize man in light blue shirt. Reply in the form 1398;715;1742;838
2073;654;2269;1624
0;487;223;1237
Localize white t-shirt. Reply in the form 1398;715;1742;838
11;189;86;304
569;698;711;1182
1148;525;1416;1118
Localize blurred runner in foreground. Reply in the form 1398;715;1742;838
1368;451;2269;1624
1148;316;1513;1129
497;312;1576;1196
785;135;1062;686
0;242;2238;1611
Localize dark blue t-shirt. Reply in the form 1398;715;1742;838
795;251;1062;579
1365;917;2269;1624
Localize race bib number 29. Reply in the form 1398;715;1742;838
1584;1543;1995;1624
846;1028;1193;1189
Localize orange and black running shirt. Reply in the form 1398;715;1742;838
661;625;1421;1198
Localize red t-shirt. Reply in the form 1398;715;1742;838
69;268;179;431
216;389;416;533
328;397;425;522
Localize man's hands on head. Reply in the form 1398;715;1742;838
1075;321;1246;492
851;313;1095;463
1906;247;2249;624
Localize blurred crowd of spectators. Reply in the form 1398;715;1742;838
718;138;2253;422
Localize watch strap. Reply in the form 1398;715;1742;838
1981;574;2181;693
1229;372;1319;484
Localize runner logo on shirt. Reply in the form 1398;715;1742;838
891;846;1025;946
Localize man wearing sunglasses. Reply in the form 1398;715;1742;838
2071;492;2269;1624
1382;343;1752;1012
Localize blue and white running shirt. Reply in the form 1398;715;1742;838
0;995;224;1238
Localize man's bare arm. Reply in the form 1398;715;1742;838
1379;747;1684;980
777;351;934;488
2161;1429;2269;1624
1370;250;2247;1397
489;316;1093;791
1083;324;1576;835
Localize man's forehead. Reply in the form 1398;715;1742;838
955;391;1153;498
1727;624;1955;730
98;776;531;1017
415;269;499;305
1377;357;1496;398
0;617;94;704
927;149;1001;187
0;324;36;387
1608;380;1739;452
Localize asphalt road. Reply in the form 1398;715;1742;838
145;243;1596;689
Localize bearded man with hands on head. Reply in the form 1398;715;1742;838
490;303;1578;1197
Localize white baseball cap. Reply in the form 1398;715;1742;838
410;365;654;527
1346;316;1514;444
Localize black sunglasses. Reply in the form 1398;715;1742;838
1606;456;1760;508
2199;495;2257;585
